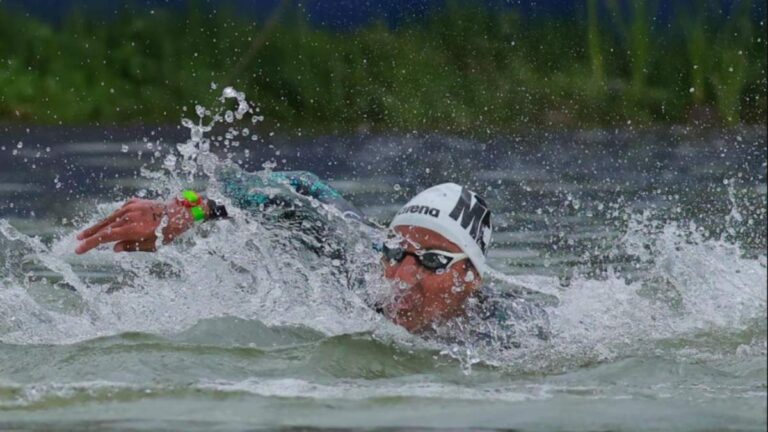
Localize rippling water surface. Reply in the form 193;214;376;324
0;103;765;430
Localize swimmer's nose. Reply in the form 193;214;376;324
391;254;421;287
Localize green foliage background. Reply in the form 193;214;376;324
0;1;765;133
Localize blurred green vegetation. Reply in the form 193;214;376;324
0;1;765;133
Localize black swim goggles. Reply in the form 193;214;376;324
381;243;469;272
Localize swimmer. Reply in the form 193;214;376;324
75;164;549;341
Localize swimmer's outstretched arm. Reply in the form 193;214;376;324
74;197;211;254
75;165;365;255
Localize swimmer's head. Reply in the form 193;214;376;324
390;183;492;277
381;183;492;332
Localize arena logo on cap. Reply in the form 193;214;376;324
448;187;491;253
397;204;441;218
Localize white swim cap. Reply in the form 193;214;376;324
389;183;492;277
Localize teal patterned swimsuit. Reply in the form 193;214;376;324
214;164;368;224
212;163;550;348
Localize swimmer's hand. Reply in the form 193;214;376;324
75;198;204;254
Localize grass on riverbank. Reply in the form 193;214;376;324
0;2;765;133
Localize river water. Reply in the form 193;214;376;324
0;111;766;430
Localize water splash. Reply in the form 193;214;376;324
0;89;765;375
0;87;395;346
486;209;767;373
1;188;765;372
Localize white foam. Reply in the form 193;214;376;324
197;377;539;402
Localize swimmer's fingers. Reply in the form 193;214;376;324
109;211;142;229
75;227;136;255
114;239;157;253
76;200;138;240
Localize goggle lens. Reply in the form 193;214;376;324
382;243;406;262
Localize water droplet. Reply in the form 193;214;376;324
236;100;250;118
394;184;401;191
121;144;129;153
464;271;475;282
164;154;177;169
222;87;238;99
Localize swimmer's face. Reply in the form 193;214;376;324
381;226;482;333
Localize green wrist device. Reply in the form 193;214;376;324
179;190;206;222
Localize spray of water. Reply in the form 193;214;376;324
0;88;765;374
485;209;767;373
0;87;403;346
